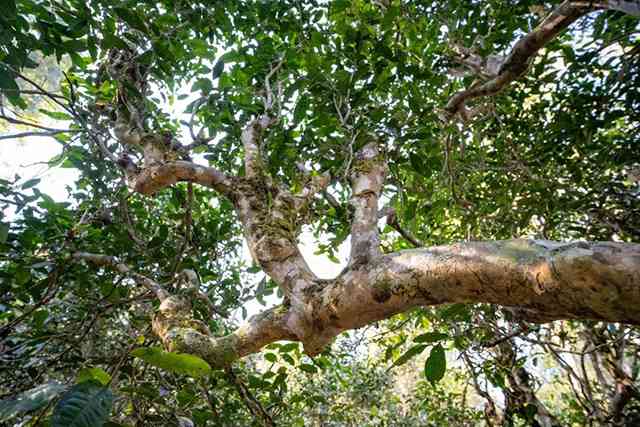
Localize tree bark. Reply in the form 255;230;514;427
151;239;640;365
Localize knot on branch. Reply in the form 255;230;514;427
152;296;211;347
350;141;386;197
151;295;239;368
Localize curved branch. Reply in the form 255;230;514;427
73;251;169;300
385;208;423;248
295;239;640;355
133;160;234;197
152;298;295;369
0;129;80;141
444;0;639;119
242;115;273;179
74;240;640;367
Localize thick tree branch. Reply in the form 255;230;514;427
127;118;321;299
290;239;640;355
75;240;640;368
133;160;234;197
73;251;296;368
348;141;386;268
152;297;295;369
242;115;273;179
292;162;331;211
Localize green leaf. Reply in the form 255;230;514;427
212;58;224;79
131;347;212;378
39;109;73;121
21;178;41;190
0;222;8;244
414;332;448;343
424;344;446;385
279;342;299;353
299;363;317;374
113;7;147;33
192;78;212;94
0;67;22;107
101;34;129;50
33;309;49;328
0;67;17;91
282;354;295;365
0;382;66;422
264;353;277;363
77;367;111;386
409;152;428;176
52;382;113;427
294;96;308;123
3;0;16;19
391;344;427;368
440;303;468;320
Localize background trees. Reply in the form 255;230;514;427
0;0;639;425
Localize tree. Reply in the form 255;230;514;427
1;0;639;425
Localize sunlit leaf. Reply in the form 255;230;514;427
131;347;212;378
77;367;111;386
391;345;427;368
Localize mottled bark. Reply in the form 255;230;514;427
88;38;640;371
116;136;640;366
152;296;295;369
144;239;640;363
348;141;386;268
295;240;640;355
133;160;233;197
74;240;640;368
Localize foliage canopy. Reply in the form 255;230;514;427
0;0;639;426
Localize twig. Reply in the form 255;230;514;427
481;325;532;348
385;208;423;248
225;367;276;427
0;129;79;141
72;252;169;300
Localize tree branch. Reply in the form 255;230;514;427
132;160;235;197
385;208;423;248
242;115;273;179
73;251;169;300
445;1;594;120
63;240;640;368
152;297;295;369
225;368;276;427
348;140;386;268
293;239;640;355
0;129;80;141
577;0;640;16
